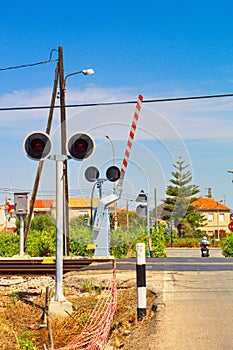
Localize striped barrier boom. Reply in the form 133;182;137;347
118;94;143;189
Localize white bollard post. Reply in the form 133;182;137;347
136;243;146;320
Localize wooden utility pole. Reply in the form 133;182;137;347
24;64;59;246
58;46;70;255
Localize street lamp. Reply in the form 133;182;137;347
58;46;94;255
105;135;118;229
64;68;94;86
105;135;116;167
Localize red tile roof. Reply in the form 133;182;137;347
33;199;54;209
192;198;230;211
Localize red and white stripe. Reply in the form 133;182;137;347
118;94;143;188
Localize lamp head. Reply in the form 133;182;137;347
82;68;95;75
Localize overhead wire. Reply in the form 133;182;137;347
0;50;58;72
1;50;233;109
0;92;233;112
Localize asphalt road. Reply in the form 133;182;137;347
91;248;233;349
88;248;233;272
145;249;233;349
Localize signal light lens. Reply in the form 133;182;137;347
67;132;95;160
23;131;53;161
106;165;120;182
136;204;147;217
85;166;100;182
31;138;46;154
74;138;88;154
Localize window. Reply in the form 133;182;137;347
79;211;88;216
208;213;213;221
219;213;224;222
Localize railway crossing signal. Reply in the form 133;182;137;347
85;166;100;182
106;165;120;182
23;131;53;161
67;132;95;161
24;131;95;162
136;204;147;217
136;190;148;217
24;129;96;302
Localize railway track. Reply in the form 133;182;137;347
0;257;114;276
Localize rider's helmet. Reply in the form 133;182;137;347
203;236;207;240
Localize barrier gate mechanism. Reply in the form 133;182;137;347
93;95;143;257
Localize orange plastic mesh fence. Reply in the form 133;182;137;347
55;264;117;350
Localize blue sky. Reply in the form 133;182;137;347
1;0;233;210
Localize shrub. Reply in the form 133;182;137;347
221;232;233;257
110;225;146;258
170;237;201;248
29;214;55;231
69;225;93;256
0;233;19;256
25;228;56;257
150;225;166;258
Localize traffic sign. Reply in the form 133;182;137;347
228;221;233;232
230;213;233;221
114;215;118;222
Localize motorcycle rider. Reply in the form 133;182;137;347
200;236;210;256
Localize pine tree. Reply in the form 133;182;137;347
162;157;205;236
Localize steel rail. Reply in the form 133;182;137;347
0;257;113;277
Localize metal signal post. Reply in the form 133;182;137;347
58;46;70;255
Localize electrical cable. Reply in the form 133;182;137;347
0;92;233;112
0;50;58;71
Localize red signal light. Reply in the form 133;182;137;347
73;138;88;154
67;133;95;160
31;138;46;154
23;131;53;161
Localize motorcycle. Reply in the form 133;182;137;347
201;243;209;257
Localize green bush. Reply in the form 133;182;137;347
170;237;201;248
221;232;233;257
110;225;146;258
69;223;93;256
0;233;19;256
29;214;55;231
150;225;166;258
26;228;56;257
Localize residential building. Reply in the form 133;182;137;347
34;198;100;219
0;197;113;231
192;197;231;238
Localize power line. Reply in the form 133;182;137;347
0;92;233;112
0;50;58;72
0;59;58;72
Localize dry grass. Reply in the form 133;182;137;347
0;286;156;350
